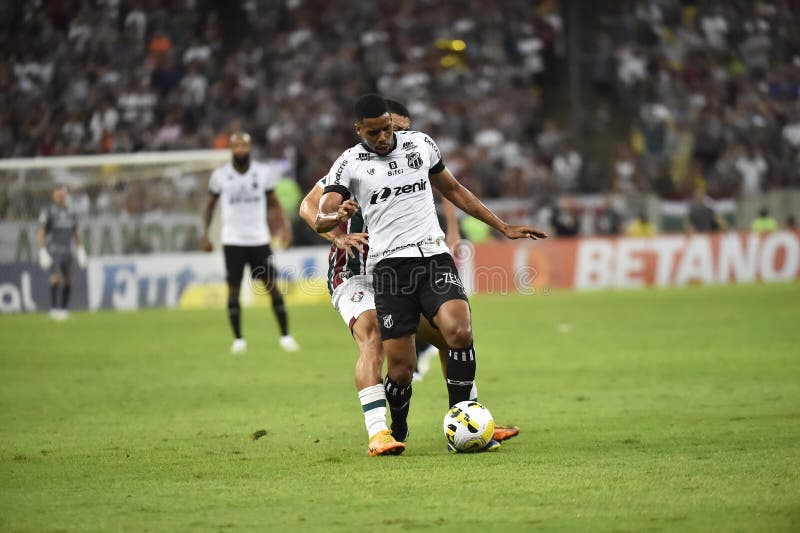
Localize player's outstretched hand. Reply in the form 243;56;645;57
200;234;213;252
333;232;369;259
502;225;549;240
337;200;360;222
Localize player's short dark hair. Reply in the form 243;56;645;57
384;99;410;119
354;94;388;122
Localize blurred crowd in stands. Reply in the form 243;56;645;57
599;0;800;201
1;0;563;198
1;0;798;238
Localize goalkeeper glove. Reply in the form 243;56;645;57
38;248;53;270
76;246;88;268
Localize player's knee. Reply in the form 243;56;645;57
444;323;473;348
387;364;414;386
353;313;381;344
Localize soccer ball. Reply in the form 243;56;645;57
443;401;495;452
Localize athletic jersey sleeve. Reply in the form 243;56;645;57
315;176;327;190
208;169;222;196
322;153;352;200
262;163;280;193
422;134;445;174
38;207;50;230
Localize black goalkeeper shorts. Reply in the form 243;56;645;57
223;244;277;288
372;253;468;340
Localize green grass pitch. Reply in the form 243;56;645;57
1;284;799;531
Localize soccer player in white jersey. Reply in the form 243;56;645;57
201;132;299;354
300;103;518;456
314;95;542;453
37;185;87;320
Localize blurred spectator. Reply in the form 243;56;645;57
735;145;768;195
594;197;622;236
787;215;797;230
550;198;580;237
123;226;153;254
684;188;727;233
626;212;657;237
612;144;641;194
552;142;582;193
751;207;778;233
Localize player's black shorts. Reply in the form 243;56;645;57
223;244;277;287
372;253;468;340
49;251;72;277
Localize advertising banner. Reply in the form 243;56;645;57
469;231;800;293
0;262;89;313
87;247;331;311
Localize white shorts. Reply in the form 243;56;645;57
331;275;376;331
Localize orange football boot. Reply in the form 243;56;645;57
367;429;406;456
492;425;520;442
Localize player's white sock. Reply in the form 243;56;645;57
470;382;478;401
358;384;388;438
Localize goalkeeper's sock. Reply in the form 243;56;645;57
446;344;476;407
61;283;71;310
384;375;411;441
227;296;242;339
358;384;388;438
50;283;58;310
269;290;289;336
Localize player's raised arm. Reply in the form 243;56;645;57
299;182;367;258
299;184;323;231
430;167;548;240
314;190;359;233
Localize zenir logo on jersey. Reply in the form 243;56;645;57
369;178;427;204
402;141;418;151
406;152;423;169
